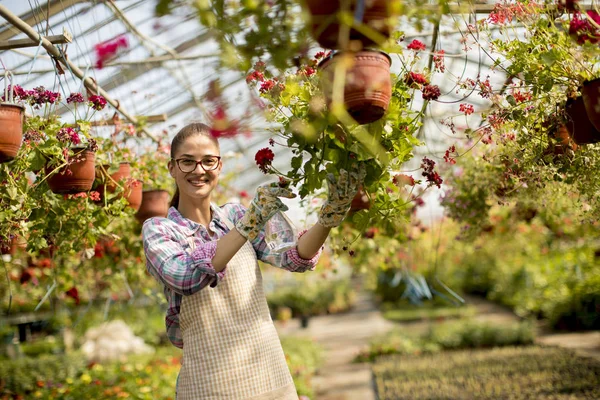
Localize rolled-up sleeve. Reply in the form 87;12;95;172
142;218;225;296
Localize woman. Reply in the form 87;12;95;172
142;123;364;399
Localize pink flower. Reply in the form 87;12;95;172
88;95;107;111
94;35;129;69
407;39;426;51
89;191;101;202
66;93;85;103
255;148;275;173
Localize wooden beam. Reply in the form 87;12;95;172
0;4;159;143
90;113;168;126
0;28;72;50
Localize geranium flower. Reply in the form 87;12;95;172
459;103;475;115
88;95;107;111
66;93;85;103
255;147;274;173
422;84;441;101
407;39;426;51
405;72;429;87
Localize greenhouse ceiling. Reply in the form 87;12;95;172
0;0;504;194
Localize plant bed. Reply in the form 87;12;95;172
380;301;476;323
372;346;600;400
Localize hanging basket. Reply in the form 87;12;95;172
304;0;392;50
97;162;143;210
135;189;170;223
582;78;600;131
47;149;96;194
565;96;600;145
0;72;24;163
318;50;392;124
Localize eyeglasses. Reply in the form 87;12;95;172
173;156;221;173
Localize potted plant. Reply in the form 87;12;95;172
132;146;173;223
302;0;395;50
0;72;25;163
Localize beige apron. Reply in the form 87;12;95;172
177;210;297;400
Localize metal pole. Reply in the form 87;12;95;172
0;4;160;143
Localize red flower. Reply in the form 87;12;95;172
443;145;457;164
422;85;441;101
255;148;275;173
407;39;426;51
405;72;429;87
239;190;249;199
65;287;80;305
66;93;85;103
459;103;474;115
259;80;276;93
433;50;445;72
314;51;326;59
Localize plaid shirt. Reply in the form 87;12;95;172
142;203;321;348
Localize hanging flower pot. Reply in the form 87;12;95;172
135;189;170;223
96;162;143;211
304;0;392;50
582;78;600;131
318;50;392;124
47;149;96;194
565;96;600;145
0;72;25;163
350;186;370;211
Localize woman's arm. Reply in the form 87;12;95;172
212;228;247;270
295;222;331;259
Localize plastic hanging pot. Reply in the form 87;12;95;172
565;96;600;145
318;50;392;124
47;148;96;194
582;78;600;131
135;189;170;223
304;0;392;50
0;71;24;163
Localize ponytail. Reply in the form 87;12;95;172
170;187;180;209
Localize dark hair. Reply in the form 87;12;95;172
169;123;220;209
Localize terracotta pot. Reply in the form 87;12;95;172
135;189;170;223
582;78;600;131
97;163;143;211
47;149;96;194
0;103;24;163
304;0;392;49
350;186;370;211
565;96;600;145
319;50;392;124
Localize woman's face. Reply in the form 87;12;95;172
169;134;222;202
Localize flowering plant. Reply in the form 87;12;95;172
244;42;447;241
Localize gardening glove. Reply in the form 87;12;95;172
235;182;296;241
318;163;367;228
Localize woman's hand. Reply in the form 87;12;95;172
235;182;296;240
318;163;366;228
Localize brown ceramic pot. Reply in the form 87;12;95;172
97;163;143;210
0;103;24;163
565;96;600;145
304;0;392;49
319;50;391;124
47;149;96;194
582;78;600;131
135;189;170;223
